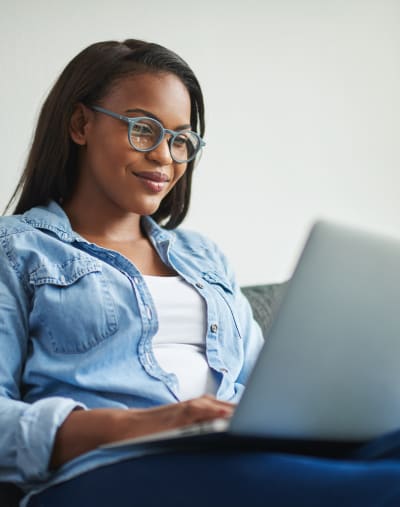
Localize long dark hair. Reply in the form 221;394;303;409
6;39;205;229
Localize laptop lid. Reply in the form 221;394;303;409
230;220;400;442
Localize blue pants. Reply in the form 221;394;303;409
27;447;400;507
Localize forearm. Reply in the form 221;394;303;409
50;408;128;469
50;407;166;469
50;396;235;469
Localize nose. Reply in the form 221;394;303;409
146;137;173;165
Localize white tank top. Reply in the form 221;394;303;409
143;275;218;401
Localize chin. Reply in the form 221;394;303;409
127;198;164;217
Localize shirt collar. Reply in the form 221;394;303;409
22;200;78;242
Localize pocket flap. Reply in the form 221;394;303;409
29;258;102;286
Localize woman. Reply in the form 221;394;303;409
0;39;263;504
3;39;399;507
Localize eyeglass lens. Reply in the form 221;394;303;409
130;118;200;163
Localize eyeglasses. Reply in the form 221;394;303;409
90;106;205;164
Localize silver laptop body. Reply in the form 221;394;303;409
231;219;400;442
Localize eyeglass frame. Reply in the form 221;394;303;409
89;105;205;164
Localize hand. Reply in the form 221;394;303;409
124;395;235;437
50;395;235;469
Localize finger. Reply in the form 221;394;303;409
181;398;235;422
193;394;237;407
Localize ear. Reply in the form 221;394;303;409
69;103;91;145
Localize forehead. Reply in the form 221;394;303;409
102;72;191;126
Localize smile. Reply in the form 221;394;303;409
132;171;170;193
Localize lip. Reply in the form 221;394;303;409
133;171;170;183
132;171;170;193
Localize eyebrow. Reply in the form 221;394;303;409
125;108;191;131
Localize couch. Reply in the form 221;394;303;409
241;281;288;336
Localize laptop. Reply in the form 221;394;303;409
101;219;400;455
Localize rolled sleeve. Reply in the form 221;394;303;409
17;397;86;482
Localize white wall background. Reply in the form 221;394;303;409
1;0;399;286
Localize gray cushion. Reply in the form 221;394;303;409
241;282;288;337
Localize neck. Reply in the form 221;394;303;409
63;198;145;243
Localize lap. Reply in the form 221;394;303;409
27;450;400;507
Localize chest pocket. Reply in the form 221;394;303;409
202;271;243;338
29;258;118;354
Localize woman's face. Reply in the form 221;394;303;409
71;72;191;217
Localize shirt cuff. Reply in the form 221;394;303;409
16;397;86;482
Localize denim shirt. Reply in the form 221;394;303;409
0;201;263;493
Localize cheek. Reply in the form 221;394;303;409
86;135;138;173
87;121;129;159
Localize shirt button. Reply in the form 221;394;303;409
210;323;218;333
145;306;152;320
195;282;204;289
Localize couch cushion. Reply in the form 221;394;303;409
241;282;288;337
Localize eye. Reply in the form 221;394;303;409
131;121;155;137
173;134;189;147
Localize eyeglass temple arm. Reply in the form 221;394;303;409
91;106;131;123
